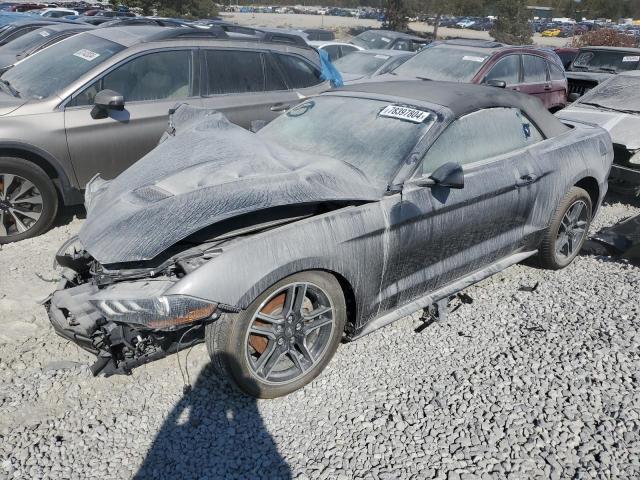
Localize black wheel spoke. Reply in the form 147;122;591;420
249;324;277;340
260;347;285;379
288;347;310;374
255;312;283;325
0;173;15;200
304;315;333;335
303;305;332;321
556;200;589;261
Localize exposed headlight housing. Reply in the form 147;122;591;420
92;295;217;330
629;151;640;165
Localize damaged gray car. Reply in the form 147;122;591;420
47;81;613;398
557;71;640;196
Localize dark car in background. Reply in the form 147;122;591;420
566;46;640;99
350;29;429;52
47;81;612;398
557;71;640;196
0;22;92;70
0;19;57;46
554;47;579;69
391;40;568;111
333;49;413;83
0;26;330;243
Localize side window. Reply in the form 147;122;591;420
322;44;340;61
392;39;411;51
340;45;359;57
275;53;322;88
523;54;548;83
205;50;267;95
549;61;565;81
420;108;544;175
70;50;193;106
485;55;520;85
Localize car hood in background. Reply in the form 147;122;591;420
556;106;640;150
79;104;386;264
565;71;614;83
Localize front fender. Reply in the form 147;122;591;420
165;201;389;323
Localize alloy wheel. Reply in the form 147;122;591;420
0;173;43;238
556;199;588;260
245;282;335;384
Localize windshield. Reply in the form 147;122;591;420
577;75;640;113
334;52;390;75
351;31;395;49
258;96;434;184
393;45;489;81
1;33;124;100
0;27;59;54
569;50;640;73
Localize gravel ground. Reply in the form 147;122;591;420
1;194;639;480
224;12;571;47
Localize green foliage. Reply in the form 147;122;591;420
490;0;533;45
384;0;410;31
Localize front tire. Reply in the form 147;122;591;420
536;186;592;270
206;271;346;398
0;157;58;244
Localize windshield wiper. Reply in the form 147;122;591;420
579;102;638;115
0;79;19;98
595;67;617;73
416;76;432;81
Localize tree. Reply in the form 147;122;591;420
490;0;532;45
384;0;410;32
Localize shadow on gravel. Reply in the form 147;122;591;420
55;204;86;227
134;356;291;480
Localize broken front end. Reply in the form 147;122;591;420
46;237;229;376
609;145;640;197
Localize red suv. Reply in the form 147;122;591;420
391;39;568;111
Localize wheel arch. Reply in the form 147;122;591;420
574;176;600;214
232;263;360;336
0;143;82;205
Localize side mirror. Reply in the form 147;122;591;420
91;89;125;119
415;162;465;189
486;79;507;88
568;92;580;102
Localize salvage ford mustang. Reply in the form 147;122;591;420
47;81;613;398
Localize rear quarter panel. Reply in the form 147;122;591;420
526;122;612;238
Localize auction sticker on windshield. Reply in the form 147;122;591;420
39;30;50;37
73;49;100;62
623;56;640;62
462;55;486;63
379;105;431;123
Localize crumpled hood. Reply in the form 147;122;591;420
556;106;640;150
79;104;385;264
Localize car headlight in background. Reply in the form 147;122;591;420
92;295;217;330
629;151;640;165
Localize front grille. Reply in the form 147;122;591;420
568;79;599;98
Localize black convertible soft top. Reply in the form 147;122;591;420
337;80;570;138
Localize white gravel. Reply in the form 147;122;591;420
0;195;639;480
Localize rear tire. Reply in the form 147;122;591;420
206;271;346;398
536;186;592;270
0;157;58;244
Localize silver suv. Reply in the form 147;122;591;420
0;26;329;242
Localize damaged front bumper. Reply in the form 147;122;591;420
46;240;223;376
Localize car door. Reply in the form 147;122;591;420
547;59;568;109
483;54;521;90
65;48;199;185
521;54;552;108
200;48;305;129
384;107;544;308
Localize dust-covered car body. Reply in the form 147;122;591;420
47;81;612;385
556;71;640;195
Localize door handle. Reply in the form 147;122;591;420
516;173;538;187
270;103;291;112
544;83;552;90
